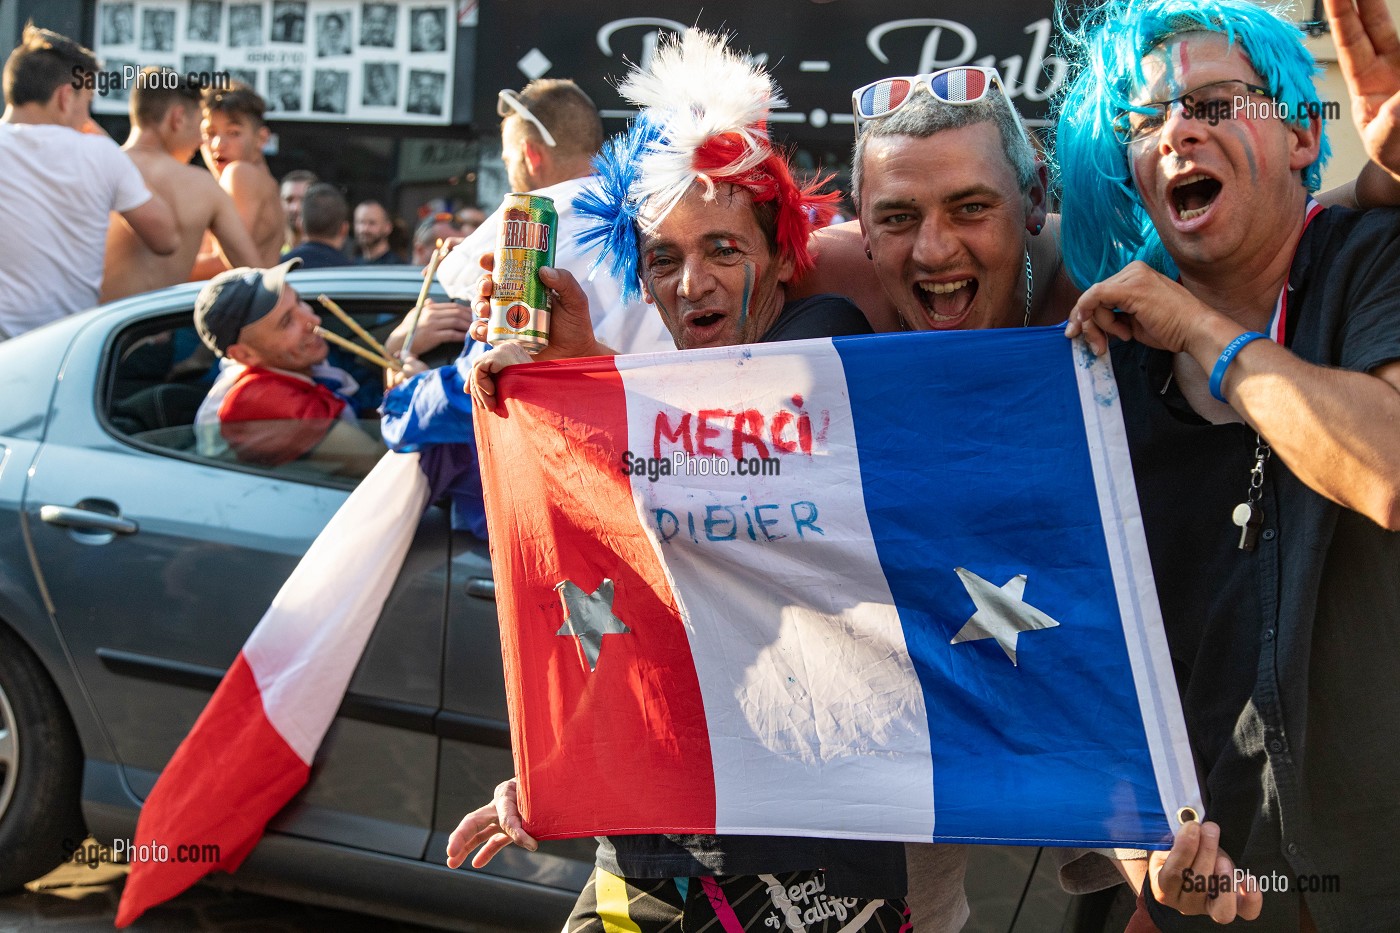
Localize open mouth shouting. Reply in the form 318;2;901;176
1169;172;1223;227
915;276;979;328
680;307;733;347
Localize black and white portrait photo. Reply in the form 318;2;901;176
408;7;446;53
104;59;136;100
268;69;303;112
183;54;216;75
228;3;263;47
101;3;135;45
271;0;307;43
360;3;397;48
406;69;444;115
226;68;258;92
186;0;221;42
140;9;176;52
316;11;353;57
312;69;349;113
361;62;398;106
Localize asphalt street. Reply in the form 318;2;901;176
0;853;442;932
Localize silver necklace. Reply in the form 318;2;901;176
1023;247;1033;327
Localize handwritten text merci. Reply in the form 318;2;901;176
652;395;829;460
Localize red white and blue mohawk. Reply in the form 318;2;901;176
574;29;837;302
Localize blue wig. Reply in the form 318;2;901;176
1054;0;1332;288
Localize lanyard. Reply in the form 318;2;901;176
1265;197;1324;345
1233;196;1323;551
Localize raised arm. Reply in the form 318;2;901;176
1326;0;1400;182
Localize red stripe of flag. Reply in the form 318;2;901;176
114;654;309;927
476;357;716;837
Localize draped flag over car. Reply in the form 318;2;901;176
114;449;444;927
474;327;1202;849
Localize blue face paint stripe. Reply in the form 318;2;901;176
738;262;753;333
646;271;672;319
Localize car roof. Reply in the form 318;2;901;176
25;267;450;339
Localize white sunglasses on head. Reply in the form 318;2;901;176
497;89;557;148
852;67;1015;135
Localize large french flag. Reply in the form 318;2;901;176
115;451;432;927
475;327;1201;849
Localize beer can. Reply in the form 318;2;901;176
488;193;557;352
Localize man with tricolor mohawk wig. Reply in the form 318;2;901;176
1055;0;1400;930
451;29;911;933
574;29;840;349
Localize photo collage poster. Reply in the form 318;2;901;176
92;0;455;124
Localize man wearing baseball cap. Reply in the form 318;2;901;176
192;260;383;476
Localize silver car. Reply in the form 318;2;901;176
0;269;1125;931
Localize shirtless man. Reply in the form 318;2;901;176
102;69;260;302
192;84;284;278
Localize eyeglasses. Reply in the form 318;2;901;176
497;89;557;148
1112;79;1272;144
852;67;1014;135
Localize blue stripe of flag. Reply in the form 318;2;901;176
833;328;1172;847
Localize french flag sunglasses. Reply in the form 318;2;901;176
852;67;1014;134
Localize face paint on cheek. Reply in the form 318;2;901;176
645;271;679;328
738;261;754;332
1130;148;1154;201
1222;121;1260;184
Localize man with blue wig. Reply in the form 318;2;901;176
1058;0;1400;929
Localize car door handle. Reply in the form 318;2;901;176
39;505;139;535
465;577;495;601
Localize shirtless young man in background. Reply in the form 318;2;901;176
102;69;260;302
191;84;284;278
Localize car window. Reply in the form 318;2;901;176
102;305;401;488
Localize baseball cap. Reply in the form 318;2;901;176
194;259;302;355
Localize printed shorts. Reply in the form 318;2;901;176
565;868;912;932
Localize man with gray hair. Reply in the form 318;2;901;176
794;67;1075;335
816;65;1068;933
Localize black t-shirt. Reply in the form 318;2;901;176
358;249;406;266
1119;206;1400;933
595;292;905;898
759;292;874;342
281;241;353;269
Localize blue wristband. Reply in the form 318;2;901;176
1209;331;1267;402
